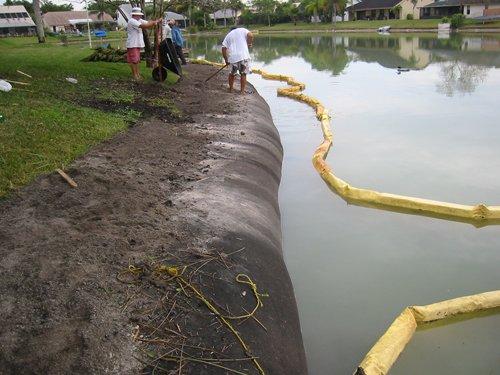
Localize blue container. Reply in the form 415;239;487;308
94;30;107;38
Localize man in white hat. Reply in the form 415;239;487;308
126;7;161;80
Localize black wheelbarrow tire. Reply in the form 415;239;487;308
152;66;168;82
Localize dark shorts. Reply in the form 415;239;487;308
127;47;141;64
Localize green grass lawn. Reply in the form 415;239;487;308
0;37;177;197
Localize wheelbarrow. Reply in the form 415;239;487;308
152;39;183;82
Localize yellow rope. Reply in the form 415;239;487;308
117;264;143;284
158;266;266;375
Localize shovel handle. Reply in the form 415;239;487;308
205;64;229;82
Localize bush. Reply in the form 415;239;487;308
450;13;465;28
59;34;68;46
204;22;216;31
406;14;414;20
441;16;450;23
187;25;198;34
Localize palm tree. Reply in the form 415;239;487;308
304;0;326;22
33;0;45;43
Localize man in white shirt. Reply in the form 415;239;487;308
221;26;254;94
126;7;161;80
161;17;171;41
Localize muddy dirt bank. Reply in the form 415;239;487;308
0;65;307;374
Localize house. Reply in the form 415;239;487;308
0;5;36;36
462;0;500;18
346;0;434;20
419;0;461;18
43;11;114;32
164;11;188;28
209;9;241;25
420;0;500;19
116;6;188;29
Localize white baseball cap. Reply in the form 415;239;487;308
131;7;144;16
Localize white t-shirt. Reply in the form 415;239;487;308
162;20;171;40
126;18;146;48
222;28;250;64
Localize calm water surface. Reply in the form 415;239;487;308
189;33;500;375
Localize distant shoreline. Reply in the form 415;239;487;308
193;26;500;36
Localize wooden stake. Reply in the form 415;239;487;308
5;79;30;86
56;168;77;188
17;70;32;79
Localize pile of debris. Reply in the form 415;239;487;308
83;46;127;63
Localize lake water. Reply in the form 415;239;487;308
188;33;500;375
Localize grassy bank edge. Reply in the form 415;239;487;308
0;38;177;197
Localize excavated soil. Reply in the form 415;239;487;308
0;65;307;374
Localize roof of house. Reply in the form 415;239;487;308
164;11;186;21
422;0;500;7
463;0;500;4
421;0;460;7
43;11;113;27
210;9;240;19
0;5;36;28
346;0;402;11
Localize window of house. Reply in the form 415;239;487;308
466;5;470;14
22;12;29;17
17;13;23;18
6;13;12;18
0;13;5;19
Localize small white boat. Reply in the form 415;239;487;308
377;26;391;32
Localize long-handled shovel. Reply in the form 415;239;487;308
205;63;228;82
152;0;167;82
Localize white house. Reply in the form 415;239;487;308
117;6;187;28
420;0;500;19
210;9;241;25
43;11;114;32
164;11;188;27
0;5;36;36
463;0;500;18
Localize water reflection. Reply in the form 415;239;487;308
437;60;488;96
187;33;500;375
188;33;500;96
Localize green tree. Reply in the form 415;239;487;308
196;0;222;27
87;0;122;19
253;0;277;27
227;0;244;25
304;0;327;22
283;1;300;25
40;1;73;13
330;0;347;22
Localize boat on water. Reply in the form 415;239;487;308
377;25;391;32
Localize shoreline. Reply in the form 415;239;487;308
193;27;500;36
0;65;307;373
